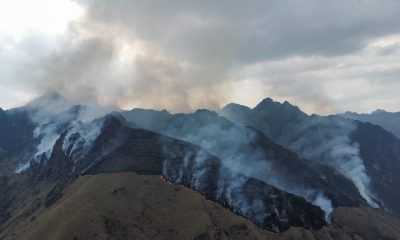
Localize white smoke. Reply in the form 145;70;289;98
286;116;379;208
61;119;104;161
313;192;333;222
328;137;378;207
33;124;61;160
157;111;334;219
15;93;114;173
15;161;31;174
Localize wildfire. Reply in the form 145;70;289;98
158;174;269;233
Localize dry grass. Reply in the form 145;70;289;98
2;172;400;240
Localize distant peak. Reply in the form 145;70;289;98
222;103;251;111
254;97;306;116
255;97;294;109
372;109;387;114
258;97;275;105
129;108;170;115
343;111;356;114
195;109;217;115
103;113;122;123
101;114;126;129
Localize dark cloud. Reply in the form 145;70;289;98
77;0;400;62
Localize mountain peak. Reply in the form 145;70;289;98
372;109;387;114
194;109;217;114
256;97;274;107
254;98;306;116
193;109;223;120
254;97;285;110
102;114;126;128
222;103;251;112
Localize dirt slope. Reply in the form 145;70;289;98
2;172;400;240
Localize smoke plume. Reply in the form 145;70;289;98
278;116;380;207
15;92;114;173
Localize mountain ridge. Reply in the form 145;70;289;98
220;98;400;218
1;93;400;239
340;110;400;139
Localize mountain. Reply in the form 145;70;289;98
220;98;400;218
340;110;400;139
1;93;400;239
35;114;329;232
0;97;328;233
121;108;367;213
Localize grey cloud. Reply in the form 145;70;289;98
77;0;400;62
3;0;400;113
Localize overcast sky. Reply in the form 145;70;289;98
1;0;400;114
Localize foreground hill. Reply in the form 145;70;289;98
1;172;400;240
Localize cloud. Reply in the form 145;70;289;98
1;0;400;113
76;0;400;62
234;35;400;114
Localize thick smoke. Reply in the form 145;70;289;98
314;192;333;222
221;101;381;208
8;0;400;114
61;119;104;162
161;142;327;231
192;120;333;218
20;4;233;113
15;93;113;173
280;116;379;208
216;171;270;226
132;110;333;218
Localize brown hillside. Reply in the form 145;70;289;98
1;172;400;240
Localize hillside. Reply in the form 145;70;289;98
0;94;400;239
1;172;400;240
220;98;400;217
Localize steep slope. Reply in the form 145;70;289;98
2;172;271;240
220;98;400;218
0;107;34;154
352;122;400;216
2;172;400;240
11;114;327;232
121;108;367;216
1;92;117;174
340;110;400;139
0;93;330;233
1;93;400;239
